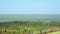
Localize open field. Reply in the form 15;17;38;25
0;21;60;34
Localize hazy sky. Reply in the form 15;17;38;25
0;0;60;14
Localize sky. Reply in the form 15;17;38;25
0;0;60;14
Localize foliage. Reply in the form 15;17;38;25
0;21;60;34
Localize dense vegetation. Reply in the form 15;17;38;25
0;21;60;34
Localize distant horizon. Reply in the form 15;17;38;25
0;14;60;22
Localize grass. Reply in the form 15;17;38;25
48;31;60;34
0;21;60;34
